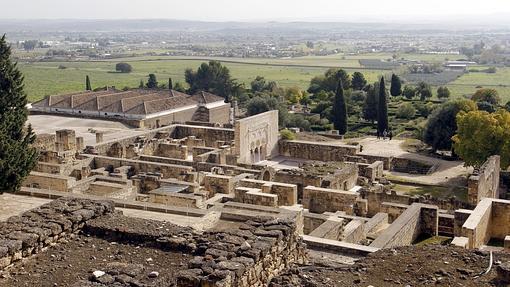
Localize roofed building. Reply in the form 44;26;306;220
30;89;231;128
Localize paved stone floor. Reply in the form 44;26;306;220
0;194;52;221
28;115;146;146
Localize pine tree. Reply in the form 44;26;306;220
363;84;378;123
351;72;367;90
377;76;389;134
332;79;347;134
0;34;38;193
390;74;402;97
168;78;173;90
85;75;91;91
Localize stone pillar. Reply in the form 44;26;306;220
76;137;85;151
56;129;76;151
96;132;104;144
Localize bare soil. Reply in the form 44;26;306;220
271;245;510;287
0;234;190;287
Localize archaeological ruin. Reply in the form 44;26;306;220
2;107;510;286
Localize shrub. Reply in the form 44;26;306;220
396;103;416;119
116;62;133;73
280;129;296;140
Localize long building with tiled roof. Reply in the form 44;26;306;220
31;89;231;128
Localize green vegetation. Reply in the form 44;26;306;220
0;35;38;192
453;109;510;168
332;80;347;134
377;77;389;134
280;129;296;140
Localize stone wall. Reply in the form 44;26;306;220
90;155;194;180
235;110;279;164
172;125;235;148
203;174;235;194
468;155;500;205
148;190;203;208
461;198;493;249
83;213;306;287
23;171;77;192
279;140;359;162
156;143;189;159
370;203;438;249
239;179;298;206
0;198;114;270
357;161;384;181
302;186;359;215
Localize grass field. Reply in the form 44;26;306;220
18;58;388;102
16;52;510;103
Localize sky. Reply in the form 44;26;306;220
2;0;510;22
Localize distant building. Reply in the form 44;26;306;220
444;60;477;70
31;89;230;128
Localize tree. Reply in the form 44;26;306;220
173;82;186;93
280;129;296;140
402;85;416;99
396;103;416;119
453;109;510;168
0;35;38;192
139;80;144;88
477;101;496;113
332;80;347;134
351;72;367;90
416;82;432;101
437;86;450;99
168;78;173;90
146;74;158;89
390;74;402;97
363;84;378;123
423;99;477;152
22;40;38;51
308;68;351;94
85;75;91;91
377;77;389;134
472;88;501;105
115;62;132;73
185;60;236;102
505;101;510;112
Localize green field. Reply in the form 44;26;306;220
16;52;510;103
18;57;388;102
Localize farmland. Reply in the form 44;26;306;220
17;53;510;103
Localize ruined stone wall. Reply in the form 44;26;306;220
489;199;510;240
148;191;202;208
391;157;435;174
172;125;235;147
278;140;359;162
83;213;306;287
357;161;384;181
23;171;76;192
370;203;438;249
91;155;193;180
203;174;235;194
239;179;298;206
302;186;359;215
33;133;56;151
156;143;189;160
0;198;114;270
462;198;492;249
468;155;500;205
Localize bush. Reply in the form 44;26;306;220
280;129;296;140
396;103;416;119
116;62;133;73
58;65;67;69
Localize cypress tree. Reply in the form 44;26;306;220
139;80;144;88
85;75;91;91
146;74;158;89
390;74;402;97
377;76;389;134
0;34;38;193
332;79;347;134
168;78;173;90
363;84;378;124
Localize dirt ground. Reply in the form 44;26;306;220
270;245;510;287
0;234;190;287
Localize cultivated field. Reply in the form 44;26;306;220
17;52;510;103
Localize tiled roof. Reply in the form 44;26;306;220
31;89;225;115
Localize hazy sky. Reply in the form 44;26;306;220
2;0;510;21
